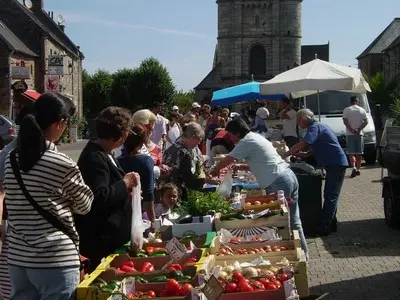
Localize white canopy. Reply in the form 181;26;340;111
260;58;371;97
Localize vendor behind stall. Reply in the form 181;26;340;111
213;118;308;257
283;109;348;236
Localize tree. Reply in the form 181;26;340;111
129;57;176;109
83;69;113;117
172;90;195;113
110;68;136;109
366;72;400;129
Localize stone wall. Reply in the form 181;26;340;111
44;38;83;116
358;54;383;78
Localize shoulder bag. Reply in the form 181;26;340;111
9;150;89;281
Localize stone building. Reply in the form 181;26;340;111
195;0;303;103
357;18;400;79
0;20;38;117
0;0;84;118
383;36;400;84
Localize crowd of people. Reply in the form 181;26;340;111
0;92;366;300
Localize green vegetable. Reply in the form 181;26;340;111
170;270;185;280
134;277;148;283
149;275;168;282
220;212;247;221
136;253;148;258
175;190;232;216
150;250;168;256
109;280;121;287
94;278;107;285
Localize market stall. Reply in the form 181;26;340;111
75;157;320;300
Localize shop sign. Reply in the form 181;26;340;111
45;75;60;92
12;80;28;92
11;66;30;79
48;55;64;75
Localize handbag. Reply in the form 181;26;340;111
9;150;90;281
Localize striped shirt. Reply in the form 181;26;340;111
3;142;94;269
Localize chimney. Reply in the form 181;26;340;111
59;24;65;32
31;0;44;11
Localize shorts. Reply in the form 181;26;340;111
346;135;364;155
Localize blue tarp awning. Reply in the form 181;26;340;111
211;81;285;106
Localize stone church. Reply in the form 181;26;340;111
195;0;319;103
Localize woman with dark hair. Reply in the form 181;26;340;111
118;125;155;224
3;92;94;299
76;107;139;271
0;104;33;300
214;117;308;258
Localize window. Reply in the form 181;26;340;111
255;16;260;27
249;45;266;76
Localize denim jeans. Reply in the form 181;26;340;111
9;265;79;300
266;168;309;255
321;165;347;229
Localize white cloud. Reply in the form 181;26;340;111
63;12;213;40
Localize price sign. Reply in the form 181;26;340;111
201;275;224;300
166;237;187;261
122;277;136;295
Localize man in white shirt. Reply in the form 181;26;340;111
151;102;168;148
342;96;369;177
279;97;298;148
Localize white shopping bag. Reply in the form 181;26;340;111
216;170;233;197
131;182;151;251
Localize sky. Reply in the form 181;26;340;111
45;0;400;91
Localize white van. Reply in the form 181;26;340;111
302;91;377;164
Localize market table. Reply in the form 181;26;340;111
203;182;260;192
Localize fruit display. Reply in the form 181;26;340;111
216;244;292;256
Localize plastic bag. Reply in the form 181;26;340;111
216;170;233;197
131;182;151;251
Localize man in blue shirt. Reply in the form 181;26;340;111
284;109;348;236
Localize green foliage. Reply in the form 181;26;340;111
129;57;176;109
390;98;400;125
175;190;232;216
82;69;113;117
110;68;137;109
82;58;177;116
365;72;400;119
172;90;195;113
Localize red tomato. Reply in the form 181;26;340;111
238;279;254;292
251;280;265;291
232;271;244;282
265;283;277;290
258;278;270;288
165;279;181;295
278;273;289;282
267;274;277;282
179;283;193;296
273;280;282;289
225;282;238;293
126;294;136;299
147;290;156;298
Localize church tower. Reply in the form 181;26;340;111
195;0;303;101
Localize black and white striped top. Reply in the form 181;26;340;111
3;142;94;269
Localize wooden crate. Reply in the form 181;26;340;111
197;253;309;298
214;205;290;239
209;230;301;261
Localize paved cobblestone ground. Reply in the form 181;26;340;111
307;166;400;300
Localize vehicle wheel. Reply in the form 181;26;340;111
0;138;4;151
364;151;377;165
383;185;400;229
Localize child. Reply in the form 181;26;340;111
165;112;182;149
155;183;179;219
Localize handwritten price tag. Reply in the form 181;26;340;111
166;237;187;261
201;275;223;300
